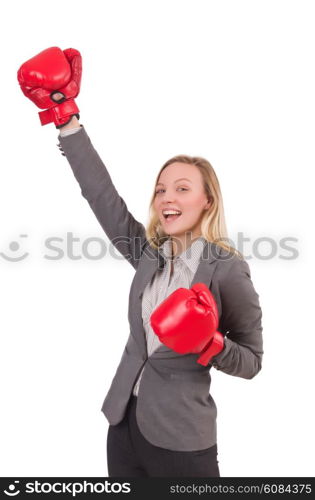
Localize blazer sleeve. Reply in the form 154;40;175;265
211;256;263;379
58;126;147;270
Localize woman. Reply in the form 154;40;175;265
18;47;263;477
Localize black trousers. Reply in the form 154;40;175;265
107;395;220;477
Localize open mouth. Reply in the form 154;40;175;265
163;211;182;222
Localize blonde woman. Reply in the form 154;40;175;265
18;47;263;477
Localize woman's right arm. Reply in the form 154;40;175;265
58;118;147;270
17;47;147;270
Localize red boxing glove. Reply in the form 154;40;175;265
17;46;82;128
150;283;224;366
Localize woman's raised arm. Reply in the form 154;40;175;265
17;47;147;270
58;123;147;270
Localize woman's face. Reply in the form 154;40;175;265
153;162;211;243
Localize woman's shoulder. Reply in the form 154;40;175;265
205;240;244;263
208;241;250;281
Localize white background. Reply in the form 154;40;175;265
0;0;314;477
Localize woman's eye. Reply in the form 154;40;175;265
155;188;188;194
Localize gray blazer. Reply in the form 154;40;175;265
58;126;263;452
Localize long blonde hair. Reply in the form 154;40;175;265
145;155;242;258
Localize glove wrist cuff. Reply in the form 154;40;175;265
38;99;80;127
197;331;225;366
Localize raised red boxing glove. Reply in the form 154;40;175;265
17;46;82;128
150;282;224;366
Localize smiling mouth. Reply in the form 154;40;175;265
163;213;182;222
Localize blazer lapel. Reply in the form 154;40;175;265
136;242;164;300
136;239;219;297
127;242;163;355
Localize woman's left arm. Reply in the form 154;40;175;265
211;257;263;379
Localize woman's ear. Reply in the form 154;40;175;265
204;197;212;210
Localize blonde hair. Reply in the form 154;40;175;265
145;155;242;259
